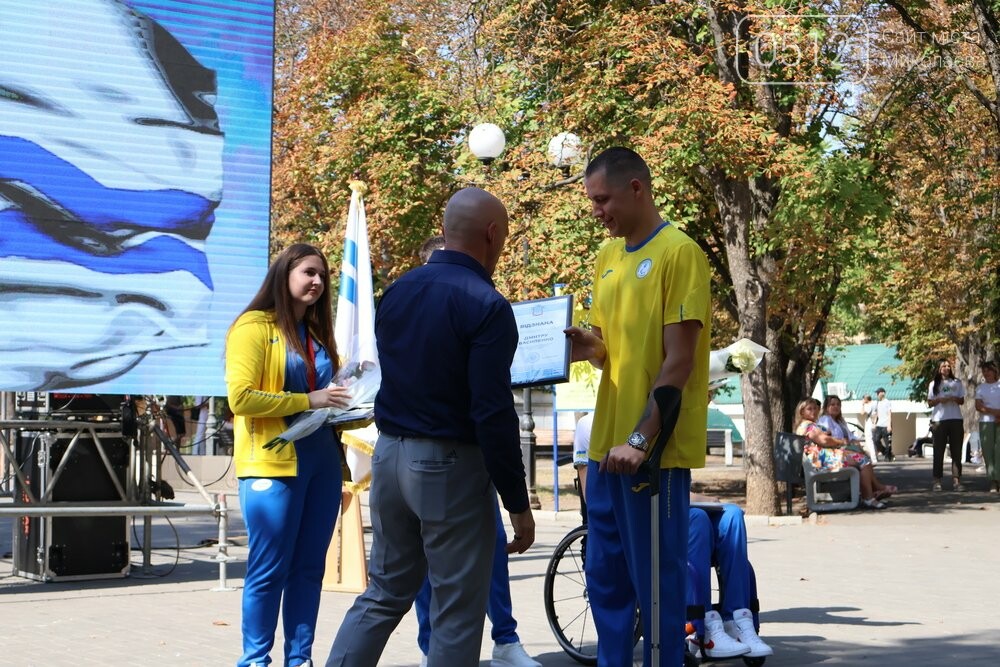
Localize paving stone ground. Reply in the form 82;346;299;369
2;457;998;666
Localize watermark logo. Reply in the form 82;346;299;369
736;14;870;86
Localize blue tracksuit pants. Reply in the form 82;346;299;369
585;460;690;667
414;497;518;653
237;437;342;667
686;505;751;629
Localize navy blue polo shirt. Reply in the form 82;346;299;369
374;249;528;513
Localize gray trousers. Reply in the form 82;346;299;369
326;435;496;667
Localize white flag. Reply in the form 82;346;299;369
334;181;379;490
335;181;378;370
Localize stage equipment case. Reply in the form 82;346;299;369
12;430;131;581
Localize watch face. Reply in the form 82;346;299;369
628;432;646;447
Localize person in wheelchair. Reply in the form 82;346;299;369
574;415;771;662
686;498;773;660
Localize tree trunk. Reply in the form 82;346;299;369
712;172;781;515
740;334;784;516
954;332;988;442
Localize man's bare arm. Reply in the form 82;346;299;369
639;320;700;431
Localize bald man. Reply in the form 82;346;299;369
327;188;535;667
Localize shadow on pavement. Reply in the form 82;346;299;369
761;632;1000;666
0;553;245;597
826;458;1000;515
763;605;916;628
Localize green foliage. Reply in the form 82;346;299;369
272;3;467;289
270;2;999;509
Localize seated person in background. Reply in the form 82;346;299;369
818;395;868;461
909;428;933;458
686;498;773;660
794;398;893;510
820;396;899;492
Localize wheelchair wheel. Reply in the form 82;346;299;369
544;525;641;665
544;525;598;664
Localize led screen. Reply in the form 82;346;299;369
0;0;273;395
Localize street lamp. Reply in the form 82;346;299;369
546;131;582;177
468;123;506;166
543;130;584;513
468;123;540;509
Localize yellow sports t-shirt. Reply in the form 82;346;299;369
589;223;711;469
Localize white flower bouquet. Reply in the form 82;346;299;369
709;338;768;386
263;361;381;452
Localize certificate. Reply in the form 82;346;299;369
510;295;573;388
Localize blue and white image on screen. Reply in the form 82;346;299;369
0;0;273;394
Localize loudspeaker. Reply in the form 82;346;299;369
13;430;130;581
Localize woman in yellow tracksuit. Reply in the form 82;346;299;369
226;243;351;667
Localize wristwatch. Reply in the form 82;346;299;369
627;431;649;452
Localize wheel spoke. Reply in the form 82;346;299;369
545;528;598;664
550;592;588;604
553;568;586;587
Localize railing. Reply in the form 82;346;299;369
0;417;229;586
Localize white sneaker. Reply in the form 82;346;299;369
491;641;542;667
700;610;750;659
724;608;774;658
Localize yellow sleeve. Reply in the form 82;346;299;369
662;240;710;327
225;316;310;418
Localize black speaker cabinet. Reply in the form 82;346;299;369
12;430;130;581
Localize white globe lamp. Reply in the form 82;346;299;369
468;123;506;164
546;131;582;171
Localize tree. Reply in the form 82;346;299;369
474;1;889;513
857;0;1000;426
272;0;893;513
272;1;471;289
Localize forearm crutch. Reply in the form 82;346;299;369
643;385;682;667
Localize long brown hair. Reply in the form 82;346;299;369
931;359;954;397
237;243;339;376
821;395;850;436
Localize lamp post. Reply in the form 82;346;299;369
545;131;583;511
468;123;540;510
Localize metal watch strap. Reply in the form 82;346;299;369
627;431;649;452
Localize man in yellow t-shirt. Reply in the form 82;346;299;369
565;147;711;667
